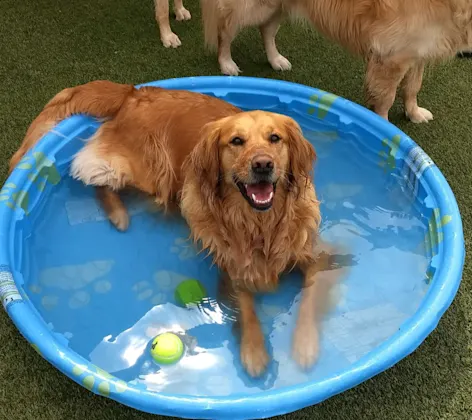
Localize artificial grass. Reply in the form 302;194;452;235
0;0;471;419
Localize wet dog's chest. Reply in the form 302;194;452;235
234;233;295;285
251;235;265;250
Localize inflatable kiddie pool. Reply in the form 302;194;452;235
0;77;464;419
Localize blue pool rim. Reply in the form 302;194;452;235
0;76;465;419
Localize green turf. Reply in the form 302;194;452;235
0;0;471;419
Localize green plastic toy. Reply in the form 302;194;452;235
150;332;184;364
174;279;207;307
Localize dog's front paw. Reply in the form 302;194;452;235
219;59;241;76
241;331;269;377
161;32;182;48
108;208;129;232
175;7;191;21
269;54;292;71
292;320;319;370
406;106;434;123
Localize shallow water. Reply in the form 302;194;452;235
21;123;430;397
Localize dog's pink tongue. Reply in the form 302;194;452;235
246;183;274;202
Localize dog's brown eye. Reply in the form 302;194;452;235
230;137;244;146
270;134;281;143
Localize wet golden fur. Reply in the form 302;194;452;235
155;0;472;122
180;110;320;293
10;80;329;377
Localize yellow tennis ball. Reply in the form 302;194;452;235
150;333;184;364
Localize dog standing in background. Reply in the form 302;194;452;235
154;0;292;71
154;0;472;123
200;0;472;123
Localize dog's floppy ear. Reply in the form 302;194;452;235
284;117;316;193
187;120;222;201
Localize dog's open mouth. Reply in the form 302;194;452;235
236;181;276;211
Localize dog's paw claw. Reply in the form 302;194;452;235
269;54;292;71
161;32;182;48
241;334;269;377
406;107;434;123
175;7;191;21
109;209;129;232
220;59;241;76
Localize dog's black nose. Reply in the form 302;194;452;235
252;155;273;174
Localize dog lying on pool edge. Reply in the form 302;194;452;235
10;80;334;377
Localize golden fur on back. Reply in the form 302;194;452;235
10;80;330;377
196;0;472;122
290;0;472;57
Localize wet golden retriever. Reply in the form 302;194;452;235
9;80;332;377
155;0;472;122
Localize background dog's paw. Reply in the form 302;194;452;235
161;32;182;48
241;334;269;377
269;54;292;71
220;59;241;76
292;322;319;369
406;107;434;123
175;7;191;21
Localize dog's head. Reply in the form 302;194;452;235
188;110;316;211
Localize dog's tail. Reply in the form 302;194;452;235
9;80;134;174
200;0;220;51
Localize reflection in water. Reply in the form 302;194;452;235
23;127;431;397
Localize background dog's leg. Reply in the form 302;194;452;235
400;62;433;124
237;289;269;377
218;20;241;76
173;0;191;22
96;187;129;231
154;0;182;48
365;55;411;121
259;11;292;72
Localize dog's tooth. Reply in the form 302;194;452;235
252;193;257;202
269;192;274;200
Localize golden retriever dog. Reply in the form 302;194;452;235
9;80;333;377
200;0;472;122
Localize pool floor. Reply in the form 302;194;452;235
21;127;430;396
